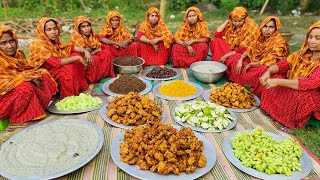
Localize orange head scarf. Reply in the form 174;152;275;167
69;16;101;49
247;16;289;66
225;7;259;49
98;11;133;43
287;22;320;79
28;17;73;68
174;6;210;41
0;26;54;95
139;7;173;49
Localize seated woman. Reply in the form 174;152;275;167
137;7;174;66
99;11;138;57
0;26;57;124
260;22;320;128
69;16;115;84
171;6;210;68
210;7;259;62
225;16;289;95
28;17;92;99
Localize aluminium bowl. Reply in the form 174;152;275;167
190;61;227;83
113;57;145;74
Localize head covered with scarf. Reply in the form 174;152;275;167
139;7;173;49
28;17;73;68
174;6;210;41
69;16;101;49
287;22;320;79
225;7;259;49
247;16;289;66
99;11;133;43
0;26;53;95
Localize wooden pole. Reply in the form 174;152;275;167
160;0;167;20
3;0;8;20
260;0;269;14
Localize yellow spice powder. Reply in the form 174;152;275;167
159;80;197;97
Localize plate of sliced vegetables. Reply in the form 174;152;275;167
222;128;312;180
171;101;237;132
47;93;108;114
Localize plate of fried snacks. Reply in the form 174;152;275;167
171;101;237;133
153;80;203;101
140;66;182;81
47;93;108;114
222;128;312;180
100;92;164;129
102;75;152;96
0;119;104;180
111;121;216;180
203;82;260;112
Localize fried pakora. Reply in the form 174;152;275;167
119;121;206;175
210;82;257;109
107;92;162;125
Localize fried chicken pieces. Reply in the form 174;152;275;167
107;92;162;126
120;121;206;175
210;82;257;109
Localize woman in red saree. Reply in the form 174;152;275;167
260;22;320;128
210;7;259;62
99;11;138;57
225;16;289;95
171;6;210;68
28;17;92;99
137;7;173;66
69;16;115;83
0;26;57;124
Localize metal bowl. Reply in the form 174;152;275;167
113;57;145;74
190;61;227;84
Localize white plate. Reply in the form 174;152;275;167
222;130;312;180
47;96;108;114
171;104;237;133
100;106;165;129
140;67;182;81
203;88;260;113
111;125;216;180
102;77;152;96
0;119;104;180
153;80;203;101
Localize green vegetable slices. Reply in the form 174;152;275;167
55;93;103;111
174;101;235;131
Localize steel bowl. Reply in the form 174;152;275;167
113;57;145;74
190;61;227;83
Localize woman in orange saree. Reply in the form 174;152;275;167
0;26;57;124
69;16;115;83
226;16;289;95
28;17;92;99
260;22;320;128
210;7;259;62
137;7;173;66
171;6;210;68
99;11;138;57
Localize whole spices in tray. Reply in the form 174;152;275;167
109;75;146;94
146;67;177;78
113;56;143;66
